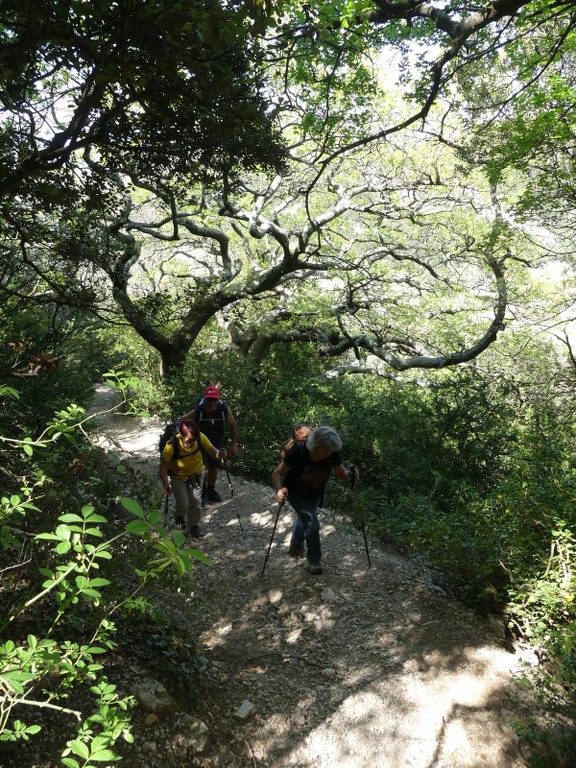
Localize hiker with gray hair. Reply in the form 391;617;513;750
271;425;356;575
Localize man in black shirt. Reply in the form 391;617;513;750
272;426;355;575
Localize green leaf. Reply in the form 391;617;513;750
35;533;60;541
88;578;111;588
59;513;85;523
125;520;148;535
90;734;118;752
188;549;213;566
84;527;104;537
55;524;72;541
81;588;103;599
93;550;112;560
120;497;145;518
86;646;107;654
172;530;186;547
2;676;25;695
85;513;108;523
0;385;19;399
69;740;90;759
89;748;121;762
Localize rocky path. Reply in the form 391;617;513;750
88;385;544;768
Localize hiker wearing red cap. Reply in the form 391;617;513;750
183;385;238;502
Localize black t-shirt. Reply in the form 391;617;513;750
284;443;342;501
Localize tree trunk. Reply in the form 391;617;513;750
159;346;189;380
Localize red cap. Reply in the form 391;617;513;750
204;386;220;400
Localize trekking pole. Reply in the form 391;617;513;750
222;455;244;536
261;495;286;577
163;490;169;527
350;465;371;568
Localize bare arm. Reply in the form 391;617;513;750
159;459;171;493
202;434;226;461
272;460;289;502
334;463;355;485
226;408;239;456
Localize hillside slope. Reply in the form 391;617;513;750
86;385;549;768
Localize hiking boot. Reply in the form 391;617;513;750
308;562;323;575
206;487;222;502
189;525;205;539
289;545;305;558
175;516;186;528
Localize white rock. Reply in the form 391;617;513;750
234;699;255;719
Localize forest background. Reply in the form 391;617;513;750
2;1;576;766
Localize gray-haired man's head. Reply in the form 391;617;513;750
307;426;342;454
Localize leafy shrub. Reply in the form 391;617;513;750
0;387;210;765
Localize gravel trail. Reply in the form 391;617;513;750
86;385;547;768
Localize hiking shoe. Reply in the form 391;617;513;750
289;545;305;558
308;563;323;575
175;516;186;528
206;488;222;502
189;525;205;539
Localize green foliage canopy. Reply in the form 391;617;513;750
4;0;576;383
0;0;287;206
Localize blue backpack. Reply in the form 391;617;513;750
194;398;228;425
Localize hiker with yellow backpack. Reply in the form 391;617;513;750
159;418;226;538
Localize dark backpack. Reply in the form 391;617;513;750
159;420;202;464
279;424;316;460
159;420;182;460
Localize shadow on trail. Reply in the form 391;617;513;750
178;477;532;768
83;391;536;768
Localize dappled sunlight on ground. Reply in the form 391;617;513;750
191;490;530;766
87;394;541;768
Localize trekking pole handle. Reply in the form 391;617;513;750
275;486;288;503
